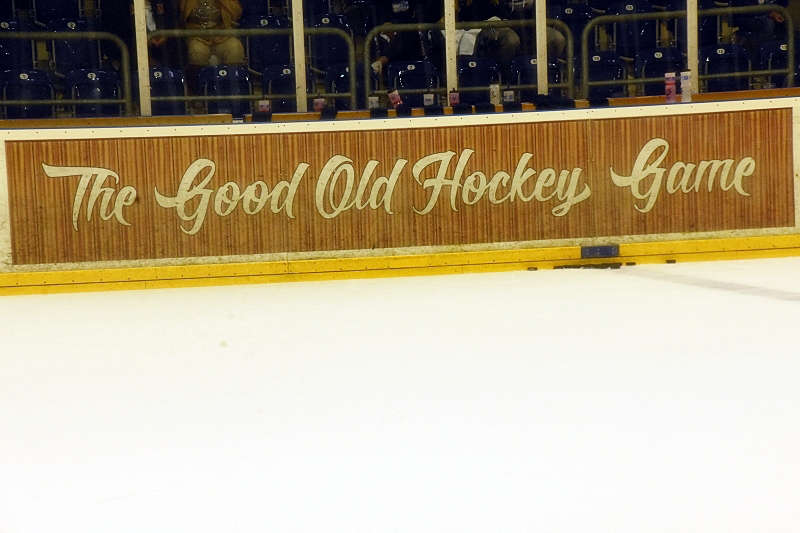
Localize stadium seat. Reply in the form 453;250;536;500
2;69;55;119
243;14;291;73
457;56;501;105
634;47;684;95
343;0;377;37
386;60;440;108
606;0;658;58
310;13;353;71
48;18;100;76
550;2;594;52
759;41;789;88
324;62;371;110
67;69;121;117
0;2;16;19
509;55;563;101
701;44;750;92
240;0;270;20
199;65;252;117
150;67;186;116
34;0;81;26
0;19;35;71
586;51;627;98
262;64;316;112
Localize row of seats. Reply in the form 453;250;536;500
1;68;120;118
4;0;100;27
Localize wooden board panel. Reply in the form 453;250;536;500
5;108;793;265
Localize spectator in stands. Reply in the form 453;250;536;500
370;0;444;76
180;0;245;66
457;0;565;73
179;0;244;97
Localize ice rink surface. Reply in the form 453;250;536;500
1;257;799;533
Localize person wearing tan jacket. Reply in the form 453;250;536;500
180;0;245;66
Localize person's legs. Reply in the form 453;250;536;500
214;38;246;64
187;38;212;65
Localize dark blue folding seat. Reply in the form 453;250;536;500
606;0;658;58
509;55;563;101
759;41;789;88
634;47;684;94
262;64;316;112
243;14;291;73
67;68;121;116
150;66;186;115
343;0;377;37
240;0;269;20
2;69;55;119
0;19;35;71
586;51;627;98
48;18;100;76
0;2;16;19
34;0;81;26
701;44;750;92
457;56;500;104
550;2;595;52
199;65;252;117
304;0;331;23
386;60;440;108
311;13;353;71
324;62;371;110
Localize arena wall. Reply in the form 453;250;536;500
2;98;799;294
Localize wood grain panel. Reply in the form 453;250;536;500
5;108;794;265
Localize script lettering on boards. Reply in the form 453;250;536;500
610;138;756;213
42;163;137;231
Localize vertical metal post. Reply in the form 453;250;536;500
536;0;548;95
687;0;699;94
291;0;308;112
444;0;458;93
132;0;151;116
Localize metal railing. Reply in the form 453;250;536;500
0;31;133;115
149;27;357;110
580;4;794;99
363;18;576;108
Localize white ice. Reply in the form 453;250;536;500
1;257;799;533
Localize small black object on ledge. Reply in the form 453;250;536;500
588;96;610;107
451;103;473;115
395;104;413;117
501;102;522;113
370;108;389;119
423;105;444;116
474;102;496;114
320;107;338;120
252;111;272;122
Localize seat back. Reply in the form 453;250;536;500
587;51;627;98
386;60;440;108
49;18;99;76
311;13;353;71
758;40;789;88
150;67;186;115
634;47;684;95
200;65;252;117
2;69;54;119
701;44;750;92
509;56;562;101
67;68;121;117
0;19;35;71
243;14;291;73
34;0;81;26
457;56;500;105
606;0;658;58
